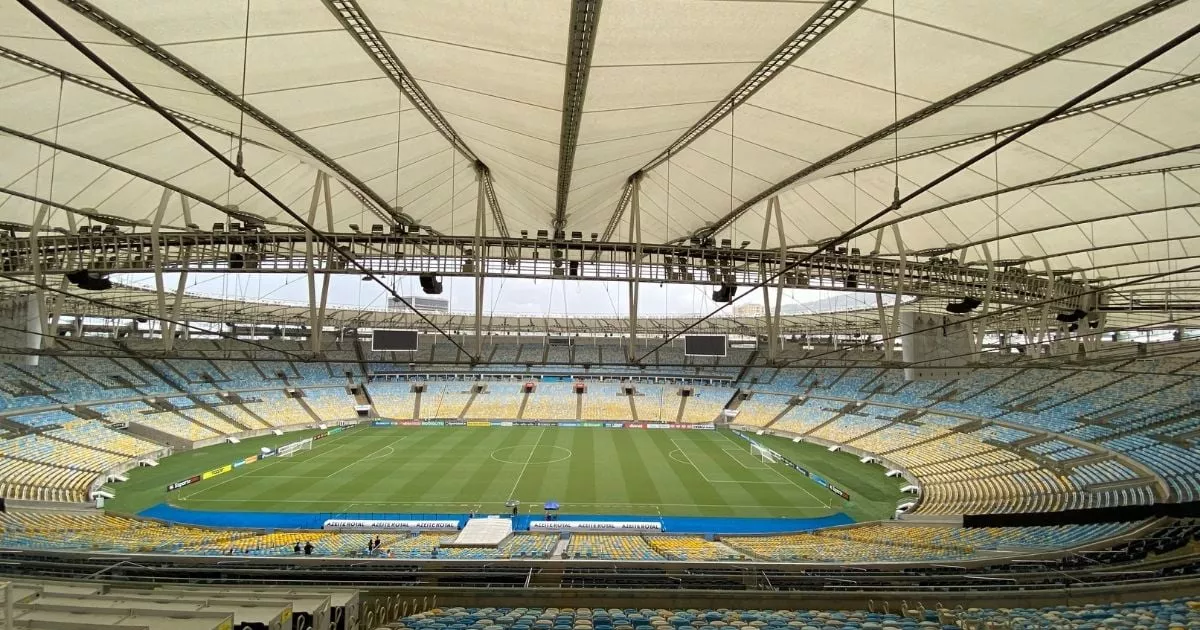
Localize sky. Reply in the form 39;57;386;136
116;272;889;318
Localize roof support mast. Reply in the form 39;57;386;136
627;176;642;363
151;188;171;350
759;197;787;362
474;166;488;359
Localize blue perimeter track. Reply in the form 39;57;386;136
140;503;854;535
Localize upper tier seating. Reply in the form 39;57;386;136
46;420;161;458
581;383;630;421
372;384;416;419
523;384;577;420
734;393;790;427
305;387;356;421
466;386;522;419
243;390;311;426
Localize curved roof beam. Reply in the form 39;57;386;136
0;46;274;153
0;124;266;227
320;0;509;237
943;200;1200;256
694;0;1187;239
22;0;475;358
551;0;603;234
600;0;864;241
844;143;1200;242
58;0;396;225
0;185;181;229
841;73;1200;178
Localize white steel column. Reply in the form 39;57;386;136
875;292;890;361
46;212;77;337
151;188;172;347
889;225;906;349
974;243;995;357
164;246;190;351
29;205;48;327
627;176;642;363
315;173;334;352
473;168;487;360
759;198;778;360
1040;261;1055;356
757;197;787;361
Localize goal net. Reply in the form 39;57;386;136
278;438;313;458
751;443;777;464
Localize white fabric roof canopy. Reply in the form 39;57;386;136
0;0;1198;302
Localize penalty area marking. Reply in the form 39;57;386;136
360;445;395;461
666;449;790;485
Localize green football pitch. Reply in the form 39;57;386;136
109;426;907;521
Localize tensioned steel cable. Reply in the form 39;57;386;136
16;0;475;360
634;19;1200;364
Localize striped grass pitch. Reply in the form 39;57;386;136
111;427;907;520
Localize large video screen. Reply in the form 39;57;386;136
371;329;418;351
684;334;727;357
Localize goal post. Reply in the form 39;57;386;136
278;438;313;458
751;443;777;464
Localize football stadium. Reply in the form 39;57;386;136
0;0;1198;628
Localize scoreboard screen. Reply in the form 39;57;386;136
371;329;418;351
684;335;727;357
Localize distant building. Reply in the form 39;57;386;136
733;303;765;317
388;296;450;313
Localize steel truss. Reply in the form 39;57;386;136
0;231;1088;307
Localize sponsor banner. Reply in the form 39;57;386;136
669;423;690;429
446;420;467;426
580;422;603;428
529;521;662;533
692;423;715;430
372;420;396;427
826;484;851;501
495;421;514;427
604;422;625;428
399;420;421;426
514;421;540;426
421;420;445;427
625;423;646;429
322;519;460;531
467;421;490;427
166;475;200;492
261;450;277;459
232;460;245;468
313;432;328;441
202;464;233;480
328;426;344;435
646;423;667;429
243;455;258;465
558;422;579;428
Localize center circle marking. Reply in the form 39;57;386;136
490;444;573;465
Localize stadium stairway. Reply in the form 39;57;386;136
295;395;326;424
516;389;531;420
760;396;796;429
800;406;850;437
